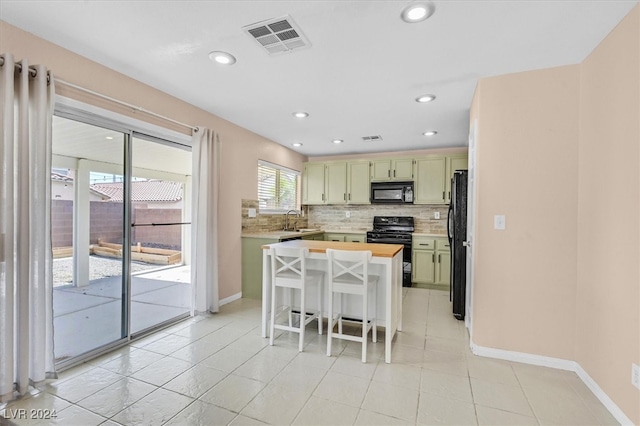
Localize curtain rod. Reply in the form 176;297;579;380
0;55;42;79
55;78;197;133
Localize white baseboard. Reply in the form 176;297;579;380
219;292;242;306
574;363;634;426
469;340;633;426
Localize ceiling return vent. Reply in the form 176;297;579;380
362;135;383;142
243;15;311;55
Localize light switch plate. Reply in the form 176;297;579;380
494;215;506;230
248;208;257;218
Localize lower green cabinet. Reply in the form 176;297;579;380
324;233;345;242
412;236;450;289
324;233;366;243
302;233;325;241
241;237;276;299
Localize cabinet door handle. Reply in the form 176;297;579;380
344;193;346;201
432;254;435;262
393;169;396;177
442;191;445;200
448;191;451;200
419;243;430;246
322;194;325;201
438;254;441;262
348;193;351;200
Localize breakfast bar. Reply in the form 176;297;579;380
260;239;404;363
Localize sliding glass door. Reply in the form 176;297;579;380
52;116;128;363
130;134;192;333
51;115;192;367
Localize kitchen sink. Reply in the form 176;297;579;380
295;228;320;232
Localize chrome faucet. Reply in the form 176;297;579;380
284;209;300;231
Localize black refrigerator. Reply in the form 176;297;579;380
447;170;467;320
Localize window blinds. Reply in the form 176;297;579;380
257;160;300;212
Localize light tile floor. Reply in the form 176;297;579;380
1;288;618;425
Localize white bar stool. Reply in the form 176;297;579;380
269;246;324;352
325;249;378;363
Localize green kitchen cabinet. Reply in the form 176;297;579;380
412;236;450;289
303;161;370;205
414;156;447;204
391;158;414;180
347;161;371;203
241;237;277;299
434;238;451;286
370;158;413;181
412;236;435;285
345;233;366;243
302;162;325;205
325;162;348;204
445;154;468;204
325;161;371;204
302;233;324;240
324;232;365;242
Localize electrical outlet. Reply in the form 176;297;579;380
632;363;640;390
345;211;351;218
494;214;506;230
434;212;440;219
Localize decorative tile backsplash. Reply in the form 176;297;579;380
309;204;449;234
241;199;448;235
241;199;309;233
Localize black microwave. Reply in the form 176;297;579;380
370;181;414;204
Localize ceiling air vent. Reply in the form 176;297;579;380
362;135;383;142
243;15;311;55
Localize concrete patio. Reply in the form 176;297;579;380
53;265;191;362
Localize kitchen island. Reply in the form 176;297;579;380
260;240;404;363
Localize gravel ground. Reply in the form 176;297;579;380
53;255;159;287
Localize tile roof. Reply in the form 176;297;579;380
90;180;183;202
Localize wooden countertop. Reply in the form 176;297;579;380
261;240;403;258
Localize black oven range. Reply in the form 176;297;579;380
366;216;414;287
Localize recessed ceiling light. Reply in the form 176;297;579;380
415;94;436;103
401;2;435;23
332;139;343;144
105;136;114;140
292;143;303;147
423;131;438;136
292;112;309;118
208;51;236;65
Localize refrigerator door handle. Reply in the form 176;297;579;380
447;202;454;244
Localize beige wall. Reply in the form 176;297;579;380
1;21;307;300
471;5;639;423
576;5;640;423
472;65;580;360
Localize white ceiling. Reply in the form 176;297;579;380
2;1;637;157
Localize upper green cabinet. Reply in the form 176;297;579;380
302;162;326;204
445;154;468;204
302;161;371;205
414;157;446;204
414;153;468;205
302;152;467;205
325;162;348;204
347;161;371;204
370;158;414;181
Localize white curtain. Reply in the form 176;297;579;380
0;54;56;403
190;127;220;314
